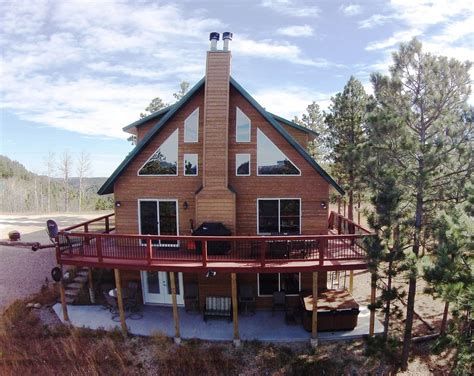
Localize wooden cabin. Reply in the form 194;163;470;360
56;32;375;343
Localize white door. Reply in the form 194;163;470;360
141;271;184;305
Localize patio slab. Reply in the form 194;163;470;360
52;303;383;342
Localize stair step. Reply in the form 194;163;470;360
74;276;88;283
66;282;83;289
75;270;89;278
65;289;79;297
65;296;75;304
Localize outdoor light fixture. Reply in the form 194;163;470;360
320;201;327;209
115;201;122;207
183;201;189;210
205;270;217;278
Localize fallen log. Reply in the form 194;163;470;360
412;333;440;343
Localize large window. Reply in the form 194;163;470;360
258;273;300;296
236;153;250;176
258;198;300;234
139;129;178;175
184;108;199;142
184;154;198;176
257;128;300;175
236;107;251;142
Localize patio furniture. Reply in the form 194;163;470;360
301;290;360;332
104;292;120;321
238;285;256;315
272;291;286;316
184;283;199;312
203;296;232;322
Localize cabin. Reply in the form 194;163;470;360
55;32;376;344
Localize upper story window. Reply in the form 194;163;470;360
236;107;251;142
236;153;250;176
257;198;301;235
138;129;178;176
257;128;300;175
184;154;198;176
184;108;199;143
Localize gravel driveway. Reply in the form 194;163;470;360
0;212;110;312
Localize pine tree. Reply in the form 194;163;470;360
367;38;472;370
293;101;327;160
326;76;368;220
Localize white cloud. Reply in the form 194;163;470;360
253;86;332;119
358;14;391;29
366;29;421;51
260;0;320;17
340;4;362;17
276;25;314;37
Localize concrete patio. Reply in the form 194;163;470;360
53;303;383;342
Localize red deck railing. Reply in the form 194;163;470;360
56;212;374;272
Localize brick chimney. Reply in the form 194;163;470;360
195;32;236;232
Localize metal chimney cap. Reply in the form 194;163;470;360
209;32;220;41
223;32;233;40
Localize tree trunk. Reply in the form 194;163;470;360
440;301;449;336
348;189;354;221
383;259;393;342
401;171;424;370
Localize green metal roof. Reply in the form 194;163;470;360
268;112;318;137
122;105;175;134
98;76;344;195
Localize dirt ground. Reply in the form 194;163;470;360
0;212;110;312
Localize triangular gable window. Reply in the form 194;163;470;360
257;128;300;175
139;129;178;175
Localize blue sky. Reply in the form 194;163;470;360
1;0;473;177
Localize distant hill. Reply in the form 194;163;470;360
0;155;113;213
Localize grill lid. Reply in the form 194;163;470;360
193;222;231;236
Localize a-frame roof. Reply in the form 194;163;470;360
98;77;344;195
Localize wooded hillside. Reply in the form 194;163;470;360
0;155;113;213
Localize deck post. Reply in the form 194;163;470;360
146;238;152;265
59;266;69;322
319;239;326;266
105;216;110;233
170;271;181;344
311;271;318;347
369;271;376;336
114;269;128;337
88;267;95;304
202;241;208;267
231;272;240;346
96;236;103;262
349;270;354;294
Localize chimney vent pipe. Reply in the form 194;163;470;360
222;32;233;51
209;32;220;51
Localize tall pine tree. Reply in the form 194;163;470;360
326;76;368;220
367;38;472;370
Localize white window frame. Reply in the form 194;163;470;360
235;153;251;176
236;107;251;143
137;129;179;176
184;108;199;143
256;198;302;235
256;128;301;176
183;153;198;176
257;273;301;297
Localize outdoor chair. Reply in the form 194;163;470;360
184;283;199;312
272;291;286;316
238;285;256;315
104;292;120;322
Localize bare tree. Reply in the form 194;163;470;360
58;151;72;212
44;151;55;212
77;152;91;212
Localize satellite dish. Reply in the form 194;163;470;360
51;267;62;282
46;219;59;243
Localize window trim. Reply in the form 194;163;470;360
256;273;301;297
256;128;301;176
184;108;199;143
256;198;302;235
183;153;198;176
236;107;251;143
235;153;251;176
137;129;179;176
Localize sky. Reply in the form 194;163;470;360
1;0;473;177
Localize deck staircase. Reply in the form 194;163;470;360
64;267;89;304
